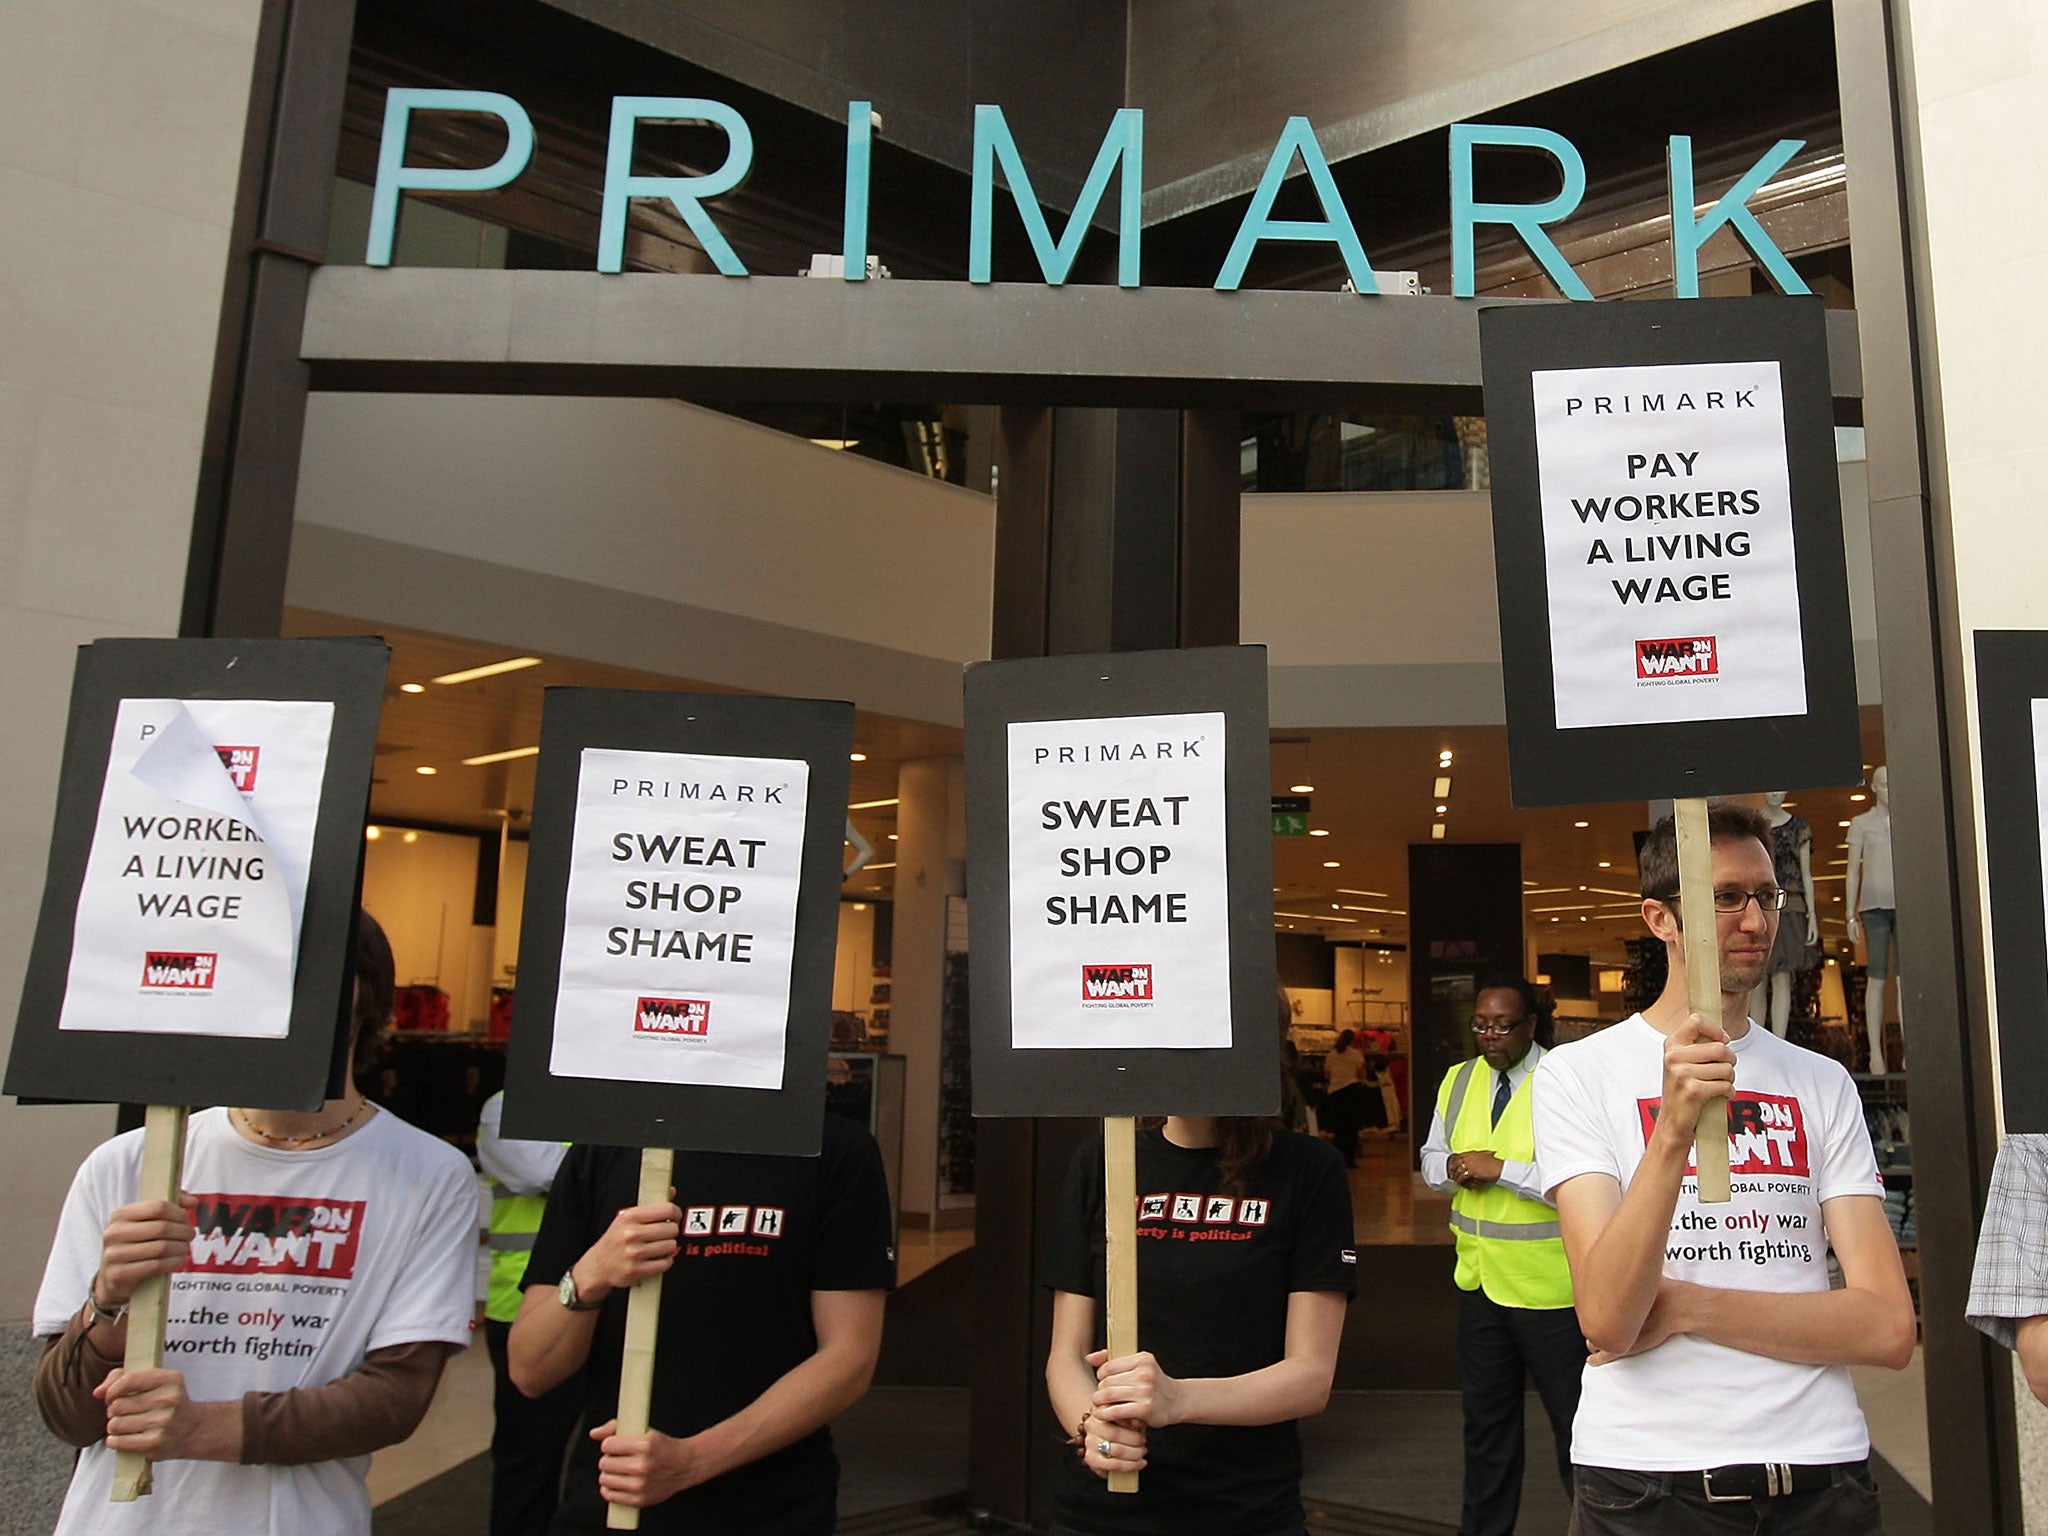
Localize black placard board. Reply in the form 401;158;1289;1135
7;637;388;1110
1479;295;1861;807
501;689;853;1155
965;645;1279;1118
1972;631;2048;1132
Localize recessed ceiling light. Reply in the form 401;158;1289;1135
402;830;418;844
365;826;382;841
1289;782;1315;794
1597;860;1612;868
429;656;543;686
1433;775;1452;798
1573;820;1590;828
852;902;867;911
849;797;900;810
1432;823;1446;839
415;765;438;776
1309;828;1331;837
1838;819;1852;827
850;751;868;762
887;833;899;841
399;682;426;694
1849;792;1866;802
1436;804;1448;814
1322;860;1340;868
462;745;540;766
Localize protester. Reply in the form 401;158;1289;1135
1420;975;1580;1536
32;909;478;1536
508;1111;895;1535
1043;1058;1356;1535
1535;804;1914;1533
1966;1133;2048;1403
476;1089;583;1536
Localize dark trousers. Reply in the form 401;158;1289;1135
485;1317;587;1536
1569;1463;1885;1534
1458;1287;1585;1536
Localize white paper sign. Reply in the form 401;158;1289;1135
1006;711;1230;1050
1532;360;1807;729
550;747;808;1090
60;697;335;1039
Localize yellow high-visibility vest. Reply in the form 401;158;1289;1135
1435;1056;1574;1311
486;1183;547;1324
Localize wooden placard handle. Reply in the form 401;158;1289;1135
110;1103;190;1502
1102;1115;1140;1495
1673;798;1731;1204
606;1146;675;1531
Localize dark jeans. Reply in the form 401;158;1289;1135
485;1317;587;1536
1458;1288;1584;1536
1570;1463;1885;1535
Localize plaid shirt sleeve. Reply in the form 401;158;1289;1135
1967;1135;2048;1349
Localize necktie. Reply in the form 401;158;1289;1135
1491;1069;1512;1127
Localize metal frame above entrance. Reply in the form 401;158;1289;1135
300;269;1864;411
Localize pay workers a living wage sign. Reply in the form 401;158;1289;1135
8;637;388;1111
965;646;1278;1119
1533;360;1803;729
502;689;853;1156
1480;296;1860;807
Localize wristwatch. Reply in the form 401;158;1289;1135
558;1268;605;1312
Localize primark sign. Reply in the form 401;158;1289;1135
368;90;1816;301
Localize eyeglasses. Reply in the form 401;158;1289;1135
1651;887;1787;914
1470;1020;1526;1038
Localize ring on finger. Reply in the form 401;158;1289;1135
1097;1438;1113;1458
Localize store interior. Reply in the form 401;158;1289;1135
289;608;1909;1276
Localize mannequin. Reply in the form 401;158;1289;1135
1750;791;1820;1034
1845;767;1900;1071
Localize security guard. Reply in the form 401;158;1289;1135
1421;977;1581;1536
478;1090;584;1536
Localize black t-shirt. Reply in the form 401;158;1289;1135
525;1115;896;1536
1044;1127;1357;1536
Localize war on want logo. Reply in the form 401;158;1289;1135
142;950;217;990
1635;636;1719;680
1080;963;1153;1000
185;1194;366;1277
1638;1090;1812;1177
213;744;259;792
634;996;710;1038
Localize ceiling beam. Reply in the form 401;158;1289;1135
302;268;1863;412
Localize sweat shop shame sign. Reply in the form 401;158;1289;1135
1007;712;1229;1050
61;698;332;1039
550;746;807;1090
1534;360;1804;729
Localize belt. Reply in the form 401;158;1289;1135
1692;1462;1855;1502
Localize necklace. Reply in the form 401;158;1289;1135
235;1098;372;1148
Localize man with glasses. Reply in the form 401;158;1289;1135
1532;802;1913;1534
1422;975;1582;1536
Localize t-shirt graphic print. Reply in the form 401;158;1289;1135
1532;1016;1885;1471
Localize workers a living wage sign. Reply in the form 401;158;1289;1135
1480;296;1860;807
8;637;388;1110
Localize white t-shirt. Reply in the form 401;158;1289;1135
1533;1016;1886;1469
34;1106;479;1536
